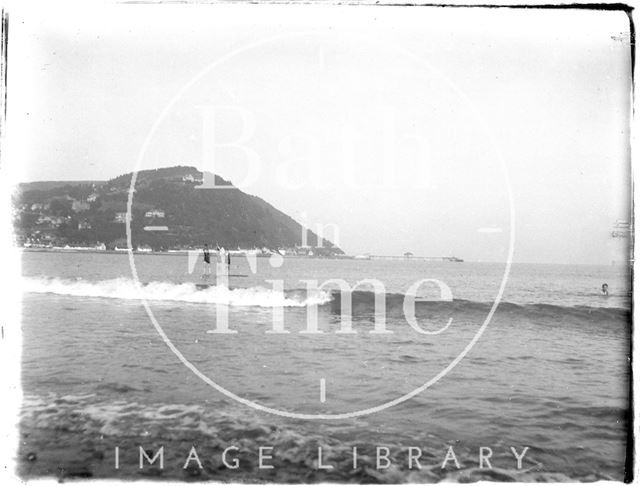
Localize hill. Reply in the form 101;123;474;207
13;166;342;255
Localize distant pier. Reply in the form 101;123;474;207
354;254;463;262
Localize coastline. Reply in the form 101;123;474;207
18;247;352;258
17;247;464;262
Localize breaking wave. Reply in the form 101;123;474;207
22;277;332;308
340;291;630;324
23;277;631;325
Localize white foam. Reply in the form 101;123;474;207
23;277;332;307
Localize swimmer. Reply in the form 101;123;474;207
601;283;609;296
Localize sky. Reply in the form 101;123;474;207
5;3;632;264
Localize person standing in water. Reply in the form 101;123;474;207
217;245;228;273
202;244;211;279
216;245;230;287
601;283;609;296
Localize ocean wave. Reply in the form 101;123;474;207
22;277;630;324
22;277;332;308
332;290;630;324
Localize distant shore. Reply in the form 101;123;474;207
18;247;351;259
18;247;464;262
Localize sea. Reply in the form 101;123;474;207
17;250;631;482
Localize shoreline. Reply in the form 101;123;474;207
17;247;465;262
18;247;353;258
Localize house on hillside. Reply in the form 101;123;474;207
292;246;311;256
34;230;57;244
72;200;91;212
182;174;203;184
114;212;129;223
37;215;65;227
87;193;99;202
144;225;169;232
144;209;165;218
